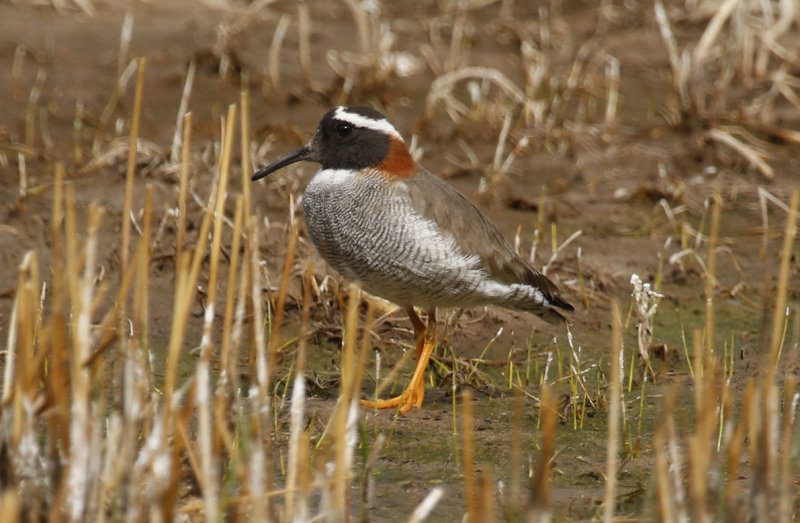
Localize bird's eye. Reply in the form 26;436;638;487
336;123;353;137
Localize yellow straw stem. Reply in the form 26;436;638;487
768;189;798;370
462;389;476;523
121;58;146;278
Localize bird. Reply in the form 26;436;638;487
252;106;573;413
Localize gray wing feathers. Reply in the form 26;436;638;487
403;170;573;322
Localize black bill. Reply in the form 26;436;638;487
251;144;312;181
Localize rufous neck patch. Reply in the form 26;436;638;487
378;136;416;179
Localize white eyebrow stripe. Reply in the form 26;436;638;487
334;107;404;142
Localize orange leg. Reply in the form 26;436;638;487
362;308;437;414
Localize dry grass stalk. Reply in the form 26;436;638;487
528;385;554;522
426;67;525;121
331;284;363;520
705;194;721;358
240;87;252;219
542;229;582;276
248;213;269;394
72;100;85;164
285;262;314;520
24;69;46;150
169;61;196;164
602;300;622;522
724;393;746;513
269;220;299;379
755;0;796;79
297;2;312;87
163;189;214;404
135;184;153;354
246;213;270;519
446;0;469;72
121;58;147;278
95;56;138;156
408;487;444;522
757;186;792;260
176;112;191;273
66;201;104;520
116;8;134;77
706;128;774;180
507;388;523;520
268;14;291;95
462;388;476;522
217;195;244;408
239;86;258;388
197;103;237;518
653;1;680;82
11;44;26;102
475;467;495;523
688;329;714;521
767;189;798;370
652;426;674;521
604;55;619;129
16;152;26;210
778;376;797;522
692;0;740;69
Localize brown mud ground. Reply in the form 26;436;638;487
1;1;799;520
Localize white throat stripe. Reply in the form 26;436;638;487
334;107;403;142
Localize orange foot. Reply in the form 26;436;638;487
361;337;436;414
361;379;425;414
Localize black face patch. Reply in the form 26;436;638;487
310;106;392;170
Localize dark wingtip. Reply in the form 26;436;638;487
551;295;574;312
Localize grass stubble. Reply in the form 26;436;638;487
1;0;800;521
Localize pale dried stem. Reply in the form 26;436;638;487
653;428;674;521
426;67;525;120
706;128;774;180
219;196;244;391
768;190;798;370
603;301;622;522
269;15;291;94
542;229;582;275
604;55;619;128
11;44;26;102
756;0;796;79
177;112;191;273
196;104;236;519
73;101;84;164
343;0;372;55
121;58;147;279
332;284;362;519
116;9;134;77
163;192;214;405
66;202;103;521
408;487;444;522
705;194;721;359
25;69;46;149
170;61;195;164
528;385;554;520
249;214;269;393
298;3;312;86
285;262;314;520
693;0;740;68
779;378;798;521
447;0;468;71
